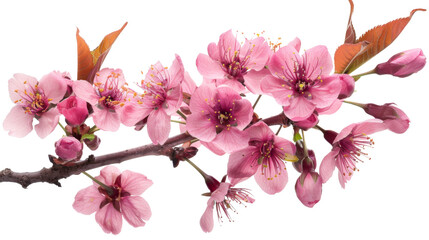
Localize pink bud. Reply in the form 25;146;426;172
364;103;410;134
295;172;322;208
293;141;317;173
376;48;426;78
57;96;88;126
55;136;83;161
294;113;319;130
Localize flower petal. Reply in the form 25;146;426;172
283;96;315;121
303;45;333;79
212;127;249;153
38;71;67;104
254;159;288;195
186;112;217;142
260;75;293;106
147;109;170;145
227;147;259;179
73;185;104;215
244;68;271;95
99;166;121;186
196;54;225;79
3;105;33;137
200;200;215;233
240;37;270;71
319;148;340;183
72;80;99;106
168;54;185;88
95;204;123;235
93;106;120;132
34;107;60;139
8;73;38;103
121;196;151;228
121;170;153;195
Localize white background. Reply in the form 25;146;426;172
0;0;428;239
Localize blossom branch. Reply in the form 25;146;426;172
0;113;287;188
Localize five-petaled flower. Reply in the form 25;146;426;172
227;121;297;194
4;72;68;138
73;166;153;235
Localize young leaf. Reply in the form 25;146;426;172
345;8;425;74
344;0;356;44
76;22;128;83
334;41;369;74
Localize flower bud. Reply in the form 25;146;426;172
295;171;322;208
84;135;101;151
57;96;88;126
363;103;410;134
376;48;426;78
337;74;355;99
294;113;319;131
55;136;83;161
293;141;317;172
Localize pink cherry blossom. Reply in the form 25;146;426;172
261;43;341;121
196;30;271;93
227;121;296;194
295;171;322;208
319;120;387;188
57;95;89;126
4;72;67;138
376;48;426;78
73;68;130;132
55;136;83;161
200;178;254;233
186;84;253;153
73;166;152;235
120;55;184;145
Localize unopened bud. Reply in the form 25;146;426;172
376;48;426;78
84;135;101;151
55;136;83;161
295;171;322;208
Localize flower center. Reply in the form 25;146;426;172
98;175;130;213
14;83;51;116
215;187;253;223
337;133;374;177
95;79;126;109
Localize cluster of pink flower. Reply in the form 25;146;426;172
3;26;425;234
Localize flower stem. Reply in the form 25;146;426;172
184;157;207;179
176;110;187;120
82;171;113;196
252;95;262;110
301;130;309;158
275;125;282;135
313;125;326;133
343;100;365;108
58;122;67;135
170;120;186;124
351;69;376;81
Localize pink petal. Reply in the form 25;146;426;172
384;106;410;134
227;148;259;179
189;84;217;113
207;42;220;61
118;103;151;127
35;107;60;139
254;159;288;195
231;99;253;130
240;37;270;71
303;45;333;79
121;196;151;228
99;166;121;186
121;170;153;195
95;204;123;235
244;68;271;95
8;73;38;103
200;141;225;156
287;37;301;52
353;119;387;136
186;112;217;142
93;106;120;132
182;71;197;94
200;200;215;233
212;127;249;153
73;185;104;215
245;121;273;140
72;80;99;106
334;123;357;143
260;75;293;106
196;54;225;79
309;79;341;109
319;148;340;183
316;99;343;115
283;97;315;121
38;71;67;104
274;135;296;156
3;105;33;137
168;54;185;88
269;45;302;80
218;30;241;60
214;77;247;93
147;109;170;145
94;68;126;88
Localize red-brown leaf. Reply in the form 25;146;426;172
345;8;425;74
334;41;369;74
344;0;356;44
76;28;94;81
91;22;128;65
